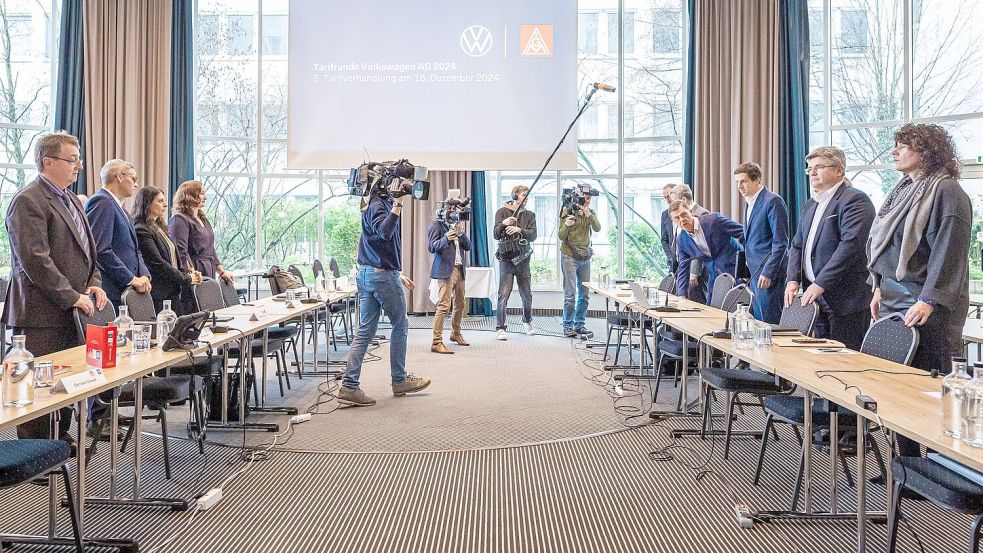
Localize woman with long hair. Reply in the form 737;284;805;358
868;123;971;456
168;180;234;284
131;185;201;315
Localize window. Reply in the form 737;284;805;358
262;15;287;56
652;8;680;54
839;9;868;53
227;15;255;55
607;11;635;54
4;14;32;61
579;12;598;54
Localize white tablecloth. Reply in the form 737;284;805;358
428;267;497;305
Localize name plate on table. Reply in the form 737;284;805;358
52;366;106;393
771;336;845;348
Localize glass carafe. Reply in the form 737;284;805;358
941;356;971;438
114;305;134;356
2;335;35;407
732;304;755;350
156;300;178;346
961;362;983;447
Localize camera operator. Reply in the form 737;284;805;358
339;180;431;407
559;184;601;338
427;197;471;354
494;185;538;340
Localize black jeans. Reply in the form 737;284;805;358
496;258;533;330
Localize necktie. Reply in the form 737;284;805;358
58;192;91;258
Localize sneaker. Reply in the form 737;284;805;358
497;329;508;341
574;327;593;338
563;327;577;338
337;386;376;407
392;374;431;396
523;322;535;335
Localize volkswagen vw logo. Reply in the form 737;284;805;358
460;25;493;57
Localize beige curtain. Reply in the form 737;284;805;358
402;171;472;313
691;0;780;219
82;0;172;196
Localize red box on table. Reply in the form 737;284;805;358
85;323;117;369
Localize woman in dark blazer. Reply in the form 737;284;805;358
868;123;972;456
168;180;235;284
132;185;201;315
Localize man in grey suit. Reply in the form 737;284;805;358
2;131;107;439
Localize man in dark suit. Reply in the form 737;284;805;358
670;184;710;303
659;183;677;271
85;159;152;309
735;162;789;323
427;195;472;354
2;131;107;439
670;200;744;303
785;146;875;349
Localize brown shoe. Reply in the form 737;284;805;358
449;334;470;346
431;342;454;354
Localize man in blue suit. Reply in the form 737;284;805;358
427;195;472;354
670;200;744;303
85;159;151;309
785;146;875;350
735;162;789;323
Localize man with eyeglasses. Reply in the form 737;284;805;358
85;159;152;309
784;146;875;349
2;131;107;440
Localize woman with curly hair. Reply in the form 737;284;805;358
868;123;971;455
168;180;235;285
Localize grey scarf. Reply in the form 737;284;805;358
867;172;946;281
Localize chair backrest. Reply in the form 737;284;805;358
860;314;919;365
708;273;736;309
121;287;157;322
312;259;325;280
328;258;341;279
719;284;753;314
779;294;819;335
287;264;305;285
219;278;241;307
657;274;674;293
73;297;117;341
194;277;226;312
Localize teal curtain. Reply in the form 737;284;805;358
682;0;696;190
54;0;86;194
169;0;195;198
778;0;810;230
468;171;492;316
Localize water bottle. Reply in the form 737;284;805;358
114;305;134;356
314;274;327;299
2;335;35;407
961;362;983;448
733;304;755;349
941;356;971;438
156;300;178;346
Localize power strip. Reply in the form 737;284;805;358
734;502;754;529
290;413;312;424
196;488;223;511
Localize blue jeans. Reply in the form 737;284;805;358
561;253;590;330
342;268;409;390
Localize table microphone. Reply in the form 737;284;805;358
210;311;229;333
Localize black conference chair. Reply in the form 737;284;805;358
887;457;983;552
754;314;917;510
657;274;674;293
220;277;300;378
76;294;206;479
287;264;305;285
0;274;8;356
196;278;290;399
0;440;83;552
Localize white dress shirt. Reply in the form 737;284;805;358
688;218;711;258
803;182;843;282
103;186;125;208
744;188;763;226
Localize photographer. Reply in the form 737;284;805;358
558;184;601;337
339;180;431;407
494;185;538;340
427;196;471;354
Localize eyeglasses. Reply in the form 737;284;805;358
804;164;837;175
47;155;83;166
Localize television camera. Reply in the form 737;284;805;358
435;189;471;225
561;182;600;213
348;159;430;200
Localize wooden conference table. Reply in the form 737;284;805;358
0;287;353;551
586;282;983;552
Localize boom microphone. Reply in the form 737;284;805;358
592;82;617;92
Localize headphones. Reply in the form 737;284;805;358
511;186;528;201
